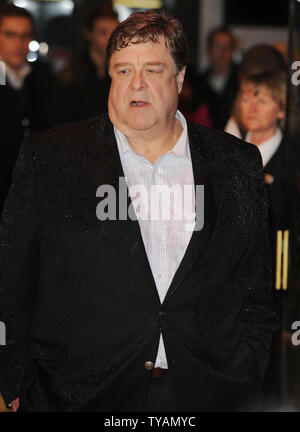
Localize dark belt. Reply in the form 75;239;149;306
152;367;168;377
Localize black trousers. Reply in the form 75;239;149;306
142;373;176;412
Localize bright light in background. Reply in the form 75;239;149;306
39;42;49;56
27;51;38;62
13;0;27;7
61;0;74;13
113;0;162;7
113;0;163;22
114;5;132;22
29;40;40;52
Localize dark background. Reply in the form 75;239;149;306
225;0;289;26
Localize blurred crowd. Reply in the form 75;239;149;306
0;1;300;410
0;3;296;210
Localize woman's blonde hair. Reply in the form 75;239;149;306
240;70;287;111
234;70;287;132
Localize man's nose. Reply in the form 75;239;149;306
15;39;28;51
130;70;146;90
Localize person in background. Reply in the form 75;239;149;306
199;26;239;130
225;44;286;139
0;4;57;215
239;70;286;232
239;70;287;410
57;4;119;122
179;68;212;127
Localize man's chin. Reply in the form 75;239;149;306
128;122;155;131
108;108;158;135
122;115;158;133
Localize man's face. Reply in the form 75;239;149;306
0;17;32;69
86;18;119;55
240;83;284;134
108;36;185;136
209;32;233;72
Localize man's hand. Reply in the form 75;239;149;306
11;398;19;412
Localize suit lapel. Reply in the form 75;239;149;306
92;115;162;306
163;123;219;304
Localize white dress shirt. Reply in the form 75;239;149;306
245;127;283;167
114;110;195;368
0;58;32;90
224;117;242;139
208;71;229;94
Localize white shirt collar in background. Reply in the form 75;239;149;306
245;127;282;167
2;60;32;90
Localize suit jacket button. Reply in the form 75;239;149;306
144;361;154;370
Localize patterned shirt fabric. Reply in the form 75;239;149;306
114;110;195;369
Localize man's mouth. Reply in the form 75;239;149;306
130;101;149;107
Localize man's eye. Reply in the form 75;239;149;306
147;69;160;74
118;69;129;75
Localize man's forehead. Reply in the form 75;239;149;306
110;38;172;64
94;17;118;29
213;33;232;44
0;16;32;30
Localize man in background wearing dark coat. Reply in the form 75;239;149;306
0;11;279;412
58;5;119;123
0;4;57;215
199;27;239;130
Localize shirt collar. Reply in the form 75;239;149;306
114;109;190;161
245;127;282;167
0;58;32;90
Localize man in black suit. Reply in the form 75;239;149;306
0;4;57;215
57;4;119;123
0;11;279;412
199;27;239;130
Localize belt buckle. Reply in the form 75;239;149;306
152;367;168;378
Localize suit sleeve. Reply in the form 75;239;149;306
0;137;40;406
237;144;280;387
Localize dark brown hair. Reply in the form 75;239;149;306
238;44;286;80
207;26;235;50
106;10;187;73
0;4;34;29
85;4;119;31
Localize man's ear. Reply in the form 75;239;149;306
176;66;186;94
277;110;285;120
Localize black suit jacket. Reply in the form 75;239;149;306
199;63;239;130
263;140;287;232
0;60;59;214
0;114;279;412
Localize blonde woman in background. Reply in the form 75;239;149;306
239;70;287;410
239;70;287;230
